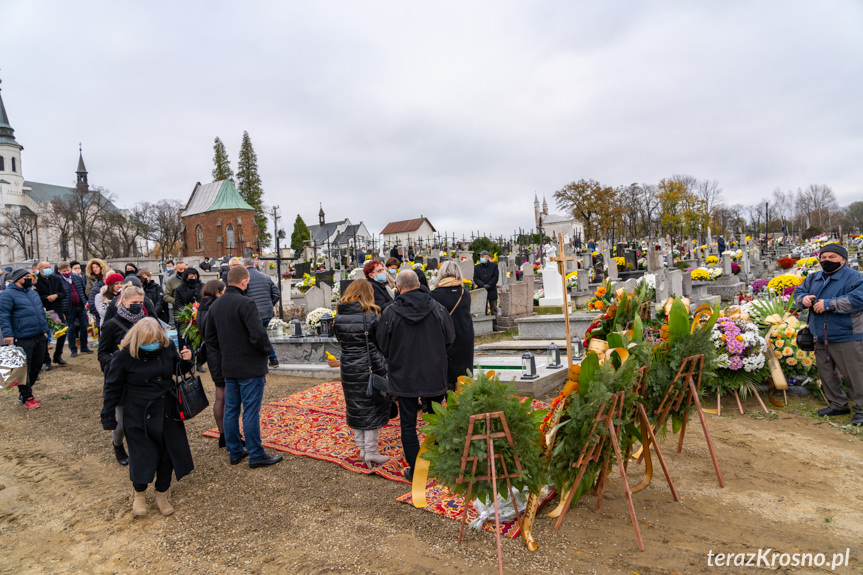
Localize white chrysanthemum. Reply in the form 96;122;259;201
715;353;731;368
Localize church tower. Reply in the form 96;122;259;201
0;78;25;195
319;203;325;226
534;194;540;227
76;144;88;191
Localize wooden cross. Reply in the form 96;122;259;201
550;233;575;366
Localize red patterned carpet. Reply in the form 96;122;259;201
204;381;550;537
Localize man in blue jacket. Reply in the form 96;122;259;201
243;258;281;367
795;244;863;424
0;269;50;409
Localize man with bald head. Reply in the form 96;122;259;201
376;269;455;481
34;261;67;369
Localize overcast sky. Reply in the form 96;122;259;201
2;1;861;240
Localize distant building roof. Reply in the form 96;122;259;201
308;219;349;245
543;213;576;224
333;223;370;245
24;180;119;211
182;180;254;217
380;217;435;235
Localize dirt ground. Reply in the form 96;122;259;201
2;352;862;575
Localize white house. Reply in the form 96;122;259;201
380;217;436;249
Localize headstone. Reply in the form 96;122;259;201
430;249;441;260
615;243;627;258
426;257;439;270
399;263;412;273
682;272;692;297
304;285;329;312
647;245;662;272
339;279;354;298
315;270;335;288
742;247;751;276
458;259;475;282
576;268;589;292
414;255;424;264
294;261;311;277
624;249;637;272
654;270;669;304
668;269;683;297
607;254;619;281
539;261;563;306
722;252;733;276
707;227;713;254
498;256;510;292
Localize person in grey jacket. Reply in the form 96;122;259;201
243;258;281;367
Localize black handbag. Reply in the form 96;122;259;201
796;325;815;352
173;356;209;420
362;315;390;403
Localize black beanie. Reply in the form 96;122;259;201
819;244;848;260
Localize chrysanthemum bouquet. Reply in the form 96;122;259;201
710;317;767;395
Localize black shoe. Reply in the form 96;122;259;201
851;414;863;426
43;363;53;371
218;433;226;448
230;450;249;465
249;454;283;468
54;358;67;366
817;407;851;417
196;365;207;373
403;467;414;482
268;358;280;368
80;348;94;354
113;442;129;466
70;350;78;358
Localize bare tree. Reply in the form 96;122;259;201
639;183;661;239
694;179;723;229
42;199;76;259
135;199;184;258
0;206;38;259
48;185;115;259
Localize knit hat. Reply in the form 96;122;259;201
819;244;848;260
8;269;30;283
105;272;125;286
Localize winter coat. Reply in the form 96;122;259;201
98;314;135;372
717;239;726;254
101;343;194;485
794;264;863;343
367;278;394;311
333;301;390;430
244;267;280;321
85;258;108;298
35;273;66;320
376;288;455;398
162;273;183;306
87;279;105;323
0;284;50;339
473;261;500;301
103;296;157;327
204;286;272;380
196;296;219;382
430;281;475;387
60;273;87;313
143;279;163;312
199;260;211;271
174;280;203;312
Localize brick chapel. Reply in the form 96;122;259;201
181;180;258;258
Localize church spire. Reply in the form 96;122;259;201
0;78;23;149
319;203;325;225
76;143;88;188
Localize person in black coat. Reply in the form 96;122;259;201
58;261;92;357
197;279;226;446
376;270;455;480
717;236;727;255
139;270;167;323
34;262;67;368
430;261;474;391
473;250;499;317
174;268;203;310
333;280;391;469
102;318;193;517
199;257;212;272
99;284;148;466
363;259;394;311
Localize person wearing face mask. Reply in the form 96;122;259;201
174;268;203;363
0;269;50;410
102;318;194;517
364;259;394;310
99;285;149;465
473;250;500;319
795;243;863;425
85;258;108;298
385;257;401;296
70;261;82;276
162;260;187;316
58;261;92;358
34;261;68;370
197;279;226;445
0;266;12;290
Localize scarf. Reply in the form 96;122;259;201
435;277;462;289
116;303;145;324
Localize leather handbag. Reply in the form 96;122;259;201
796;325;815;351
362;315;391;403
173;358;209;420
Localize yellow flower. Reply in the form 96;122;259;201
795;349;806;359
802;358;813;367
784;328;795;338
705;255;719;265
782;347;793;356
775;339;784;348
786;357;797;366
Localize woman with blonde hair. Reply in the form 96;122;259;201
430;261;474;391
332;279;391;468
101;318;193;517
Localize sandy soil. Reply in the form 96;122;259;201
1;353;862;575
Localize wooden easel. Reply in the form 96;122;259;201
456;411;523;575
652;354;725;488
552;391;646;551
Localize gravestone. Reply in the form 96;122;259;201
564;248;577;275
315;270;335;288
647;246;662;272
576;268;589;292
722;252;733;276
742;247;751;276
426;257;439;270
625;249;637;272
339;279;354;298
304;285;331;312
654;270;669;304
399;263;412;273
458;259;475;282
616;243;628;258
539;261;563;306
498;256;510;292
707;227;713;254
682;272;692;298
294;262;311;277
430;249;441;261
668;269;683;297
607;255;619;281
414;255;423;265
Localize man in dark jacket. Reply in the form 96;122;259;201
199;257;212;272
473;250;499;317
204;265;283;469
243;258;281;367
58;261;92;357
377;270;455;480
795;243;863;424
0;269;50;409
138;269;166;322
34;261;67;368
717;236;726;255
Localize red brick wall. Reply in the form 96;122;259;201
181;209;259;258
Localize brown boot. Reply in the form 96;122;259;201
154;489;174;516
132;490;148;517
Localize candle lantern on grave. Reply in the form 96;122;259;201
521;351;539;380
571;336;585;361
319;313;335;337
289;317;304;338
546;343;562;369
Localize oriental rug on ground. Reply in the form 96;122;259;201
203;381;550;537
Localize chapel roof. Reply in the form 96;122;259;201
182;180;254;217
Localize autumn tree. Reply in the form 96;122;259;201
553;179;622;241
133;199;184;258
212;137;234;182
236;131;271;248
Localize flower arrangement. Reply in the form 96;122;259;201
463;278;474;289
584;279;614;311
306;307;333;332
709;316;767;395
766;274;803;294
731;262;741;275
297;273;316;293
690;268;710;281
45;311;68;338
777;257;797;269
796;257;819;268
751;279;769;295
175;303;202;349
613;256;625;270
706;255;719;265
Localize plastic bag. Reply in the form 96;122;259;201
0;345;28;391
469;487;528;531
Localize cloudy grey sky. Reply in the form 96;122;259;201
2;1;861;240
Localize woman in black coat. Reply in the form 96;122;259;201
102;318;193;518
99;284;149;466
197;279;226;446
430;261;474;391
333;279;391;469
174;268;203;310
362;260;394;311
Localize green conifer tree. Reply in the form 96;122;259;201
211;137;234;182
236;131;271;247
291;214;311;253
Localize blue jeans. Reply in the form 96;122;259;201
223;376;267;461
262;318;277;361
66;306;89;352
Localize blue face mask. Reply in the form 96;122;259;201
480;257;488;264
376;273;387;283
42;268;53;276
389;268;397;275
140;342;160;352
